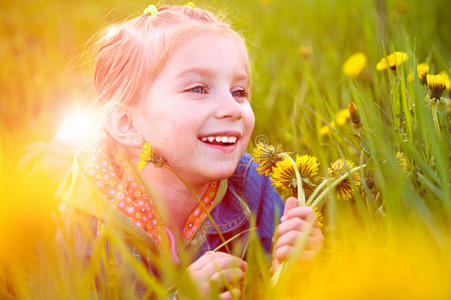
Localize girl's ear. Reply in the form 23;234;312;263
104;104;143;148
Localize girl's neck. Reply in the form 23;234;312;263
138;161;210;241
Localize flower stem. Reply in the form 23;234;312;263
431;101;442;140
310;165;366;209
306;178;331;206
281;153;305;206
271;153;306;288
271;214;315;287
163;165;230;254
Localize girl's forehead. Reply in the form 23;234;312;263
164;32;250;80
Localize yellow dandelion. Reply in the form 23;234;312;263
395;151;408;171
335;108;351;126
313;206;323;228
252;143;283;176
328;159;361;201
439;71;450;91
343;52;367;78
137;142;165;171
407;72;414;82
298;45;313;60
427;73;448;100
319;121;335;136
271;154;319;198
417;63;429;85
184;2;196;8
376;51;408;71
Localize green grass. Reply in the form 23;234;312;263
1;0;450;298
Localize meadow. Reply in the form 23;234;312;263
1;0;450;299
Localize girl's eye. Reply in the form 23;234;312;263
188;86;208;94
231;89;248;98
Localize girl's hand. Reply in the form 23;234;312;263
272;197;324;272
187;251;246;300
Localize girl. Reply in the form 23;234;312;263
56;4;323;299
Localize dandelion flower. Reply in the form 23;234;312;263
320;121;335;136
417;63;429;85
271;154;319;197
407;72;414;82
313;206;323;228
376;51;408;71
335;108;351;126
343;52;367;78
298;45;313;60
439;71;450;92
328;159;361;201
184;2;196;8
427;73;448;100
137;142;165;171
252;143;283;176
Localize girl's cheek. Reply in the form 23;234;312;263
246;106;255;132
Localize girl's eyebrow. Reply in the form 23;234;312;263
175;67;249;84
175;67;215;79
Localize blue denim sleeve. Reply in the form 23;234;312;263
241;153;285;254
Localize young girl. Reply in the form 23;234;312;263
56;4;323;299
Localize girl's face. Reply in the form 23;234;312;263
133;33;255;182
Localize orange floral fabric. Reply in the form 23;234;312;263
80;146;219;250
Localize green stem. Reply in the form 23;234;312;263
306;178;331;206
212;228;255;253
270;153;307;283
164;165;231;254
431;101;441;140
271;213;315;287
310;165;366;209
281;153;305;206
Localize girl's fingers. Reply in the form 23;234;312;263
275;231;303;249
275;245;292;261
276;217;305;236
201;255;247;276
190;251;242;271
275;231;323;251
219;288;241;300
275;245;318;262
210;268;244;285
283;197;299;216
282;206;317;225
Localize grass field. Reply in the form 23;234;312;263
1;0;450;299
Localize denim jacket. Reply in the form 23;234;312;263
191;152;285;259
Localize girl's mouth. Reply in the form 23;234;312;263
198;132;241;152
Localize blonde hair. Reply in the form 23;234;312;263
94;5;250;112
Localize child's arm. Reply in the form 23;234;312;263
271;197;324;273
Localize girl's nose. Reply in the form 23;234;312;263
214;90;243;121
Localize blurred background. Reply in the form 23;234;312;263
1;0;450;298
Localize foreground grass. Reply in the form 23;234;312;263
1;0;450;298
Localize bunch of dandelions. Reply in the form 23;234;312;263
137;142;231;253
252;142;364;208
252;142;365;285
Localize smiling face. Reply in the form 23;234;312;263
132;32;255;182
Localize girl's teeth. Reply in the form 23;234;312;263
201;135;238;144
228;136;237;143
